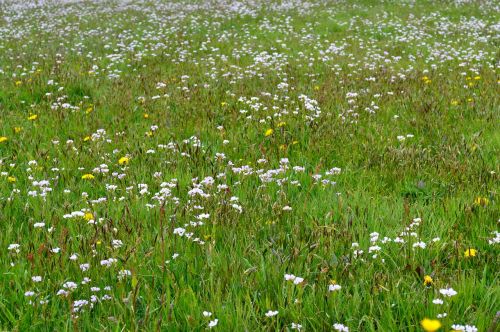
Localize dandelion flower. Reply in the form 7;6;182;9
464;248;477;258
473;197;488;207
0;136;8;143
424;275;433;287
265;128;273;137
118;156;130;165
82;174;95;180
420;318;441;332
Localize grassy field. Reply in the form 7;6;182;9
0;0;499;331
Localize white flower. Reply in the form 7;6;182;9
265;310;278;317
208;319;218;328
203;311;212;317
32;276;42;283
333;323;349;332
291;323;302;330
432;298;444;305
329;284;342;292
439;288;457;297
24;291;35;297
293;277;304;285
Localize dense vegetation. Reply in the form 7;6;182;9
0;0;498;331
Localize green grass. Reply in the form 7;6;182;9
0;0;499;331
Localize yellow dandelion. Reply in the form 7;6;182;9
464;248;477;258
143;113;149;119
118;156;130;165
474;196;489;207
83;136;91;142
277;121;286;127
423;275;433;287
474;76;480;80
0;136;7;143
28;114;38;121
420;318;441;332
450;100;459;106
81;174;95;180
15;81;22;86
14;127;22;134
85;107;93;114
7;176;16;183
84;212;94;221
265;128;273;137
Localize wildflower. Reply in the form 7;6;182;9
84;212;94;221
265;310;278;317
81;174;95;180
14;127;22;133
473;197;489;207
0;136;8;143
83;136;91;142
420;318;441;332
424;275;433;287
118;156;129;165
28;114;38;121
464;248;477;258
329;283;342;292
7;176;16;183
265;128;273;137
333;323;349;332
439;288;457;297
203;311;212;317
208;319;218;328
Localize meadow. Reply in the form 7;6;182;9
0;0;499;331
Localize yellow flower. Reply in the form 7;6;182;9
450;100;459;106
84;212;94;221
277;121;286;127
7;176;16;183
118;156;130;165
81;174;95;180
420;318;441;332
0;136;7;143
423;275;433;287
146;131;153;137
265;128;273;137
28;114;38;121
143;113;149;119
14;127;22;133
85;107;93;114
474;76;480;80
314;85;320;90
464;248;477;258
15;80;22;86
83;136;91;142
221;102;227;106
474;196;489;207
